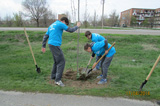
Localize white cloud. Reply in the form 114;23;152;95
0;0;22;18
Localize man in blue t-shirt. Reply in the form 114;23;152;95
85;31;105;70
42;17;81;87
84;40;116;84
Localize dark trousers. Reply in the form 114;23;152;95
98;55;114;79
49;44;65;82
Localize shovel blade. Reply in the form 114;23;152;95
80;68;90;77
80;68;92;77
86;69;92;76
36;65;41;73
139;80;147;91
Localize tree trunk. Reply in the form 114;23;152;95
36;19;39;27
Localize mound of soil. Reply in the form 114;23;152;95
48;68;112;89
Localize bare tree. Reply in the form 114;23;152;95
22;0;48;27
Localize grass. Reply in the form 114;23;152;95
0;30;160;100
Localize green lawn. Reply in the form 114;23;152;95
0;30;159;100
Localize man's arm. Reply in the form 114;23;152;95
104;39;108;50
66;22;81;33
42;34;49;48
66;26;79;33
104;39;108;54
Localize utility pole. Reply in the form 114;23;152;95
101;0;105;29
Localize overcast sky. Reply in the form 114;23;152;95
0;0;159;22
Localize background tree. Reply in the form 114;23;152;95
148;17;154;28
130;16;137;27
0;17;3;26
108;10;119;27
83;0;90;28
92;10;98;27
142;19;149;27
70;0;76;23
13;12;23;27
41;10;56;27
22;0;48;27
4;15;14;27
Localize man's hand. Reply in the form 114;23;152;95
77;22;81;27
41;48;46;53
105;50;108;54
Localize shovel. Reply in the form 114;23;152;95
139;55;160;91
24;27;41;73
86;42;116;76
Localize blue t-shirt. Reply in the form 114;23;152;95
46;20;68;46
91;33;105;43
91;40;116;57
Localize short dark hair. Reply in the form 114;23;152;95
60;17;69;25
85;31;91;37
84;43;91;50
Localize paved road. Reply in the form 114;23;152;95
0;27;160;35
0;90;158;106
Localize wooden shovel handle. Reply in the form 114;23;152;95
146;55;160;80
87;57;92;66
92;42;116;69
24;27;37;65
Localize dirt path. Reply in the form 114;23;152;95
0;90;158;106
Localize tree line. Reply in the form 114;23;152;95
0;0;119;28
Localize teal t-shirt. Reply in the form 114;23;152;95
46;20;68;46
91;40;116;57
91;33;105;43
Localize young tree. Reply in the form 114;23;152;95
22;0;48;27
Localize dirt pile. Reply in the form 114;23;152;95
48;68;111;89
